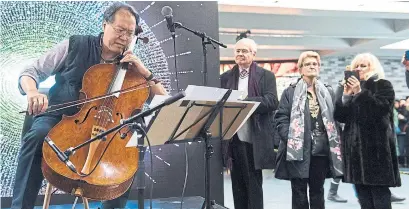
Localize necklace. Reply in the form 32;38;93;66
307;93;320;118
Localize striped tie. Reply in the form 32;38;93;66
240;69;249;79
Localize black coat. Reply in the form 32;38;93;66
274;81;342;180
220;65;279;170
334;79;401;187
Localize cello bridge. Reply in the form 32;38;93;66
92;125;107;141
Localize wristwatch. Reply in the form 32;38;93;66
145;73;154;81
145;72;160;84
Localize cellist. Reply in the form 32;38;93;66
11;2;167;209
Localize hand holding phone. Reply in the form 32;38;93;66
344;70;360;95
344;70;359;82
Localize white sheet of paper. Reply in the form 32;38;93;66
234;100;259;131
126;85;259;147
126;131;143;147
184;85;247;101
126;95;169;147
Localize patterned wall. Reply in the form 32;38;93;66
0;1;223;203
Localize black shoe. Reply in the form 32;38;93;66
328;194;348;203
327;181;347;203
391;193;406;202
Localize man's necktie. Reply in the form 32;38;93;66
240;69;249;79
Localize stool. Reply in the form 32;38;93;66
42;183;89;209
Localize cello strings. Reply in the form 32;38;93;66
86;66;124;175
19;82;153;114
79;68;151;176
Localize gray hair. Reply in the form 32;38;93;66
103;2;140;25
235;38;258;53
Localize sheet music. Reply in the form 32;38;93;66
144;95;170;125
126;85;260;147
184;85;247;101
234;100;259;131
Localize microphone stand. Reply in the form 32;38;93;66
173;22;227;86
172;32;180;92
133;121;147;209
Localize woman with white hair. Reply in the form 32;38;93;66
334;53;401;209
275;51;343;209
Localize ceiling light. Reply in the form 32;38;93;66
380;39;409;49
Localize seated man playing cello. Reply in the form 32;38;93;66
11;2;167;209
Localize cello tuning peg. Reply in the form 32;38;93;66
135;25;143;36
137;36;149;44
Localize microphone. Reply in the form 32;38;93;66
121;91;186;124
44;136;77;173
161;6;175;38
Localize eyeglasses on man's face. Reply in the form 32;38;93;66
109;24;135;39
235;49;252;54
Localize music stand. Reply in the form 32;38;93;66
135;86;259;209
193;89;231;209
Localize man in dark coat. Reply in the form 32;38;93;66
220;38;278;209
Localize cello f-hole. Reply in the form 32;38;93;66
74;106;98;124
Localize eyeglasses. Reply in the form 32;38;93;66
302;62;320;67
110;24;135;39
235;49;251;54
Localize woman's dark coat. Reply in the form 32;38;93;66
334;78;401;187
274;80;342;179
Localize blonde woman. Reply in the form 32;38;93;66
334;53;401;209
275;51;343;209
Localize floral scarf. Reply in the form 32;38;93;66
287;79;343;175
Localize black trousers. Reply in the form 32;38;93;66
11;114;131;209
11;115;61;209
355;184;391;209
230;136;263;209
290;156;329;209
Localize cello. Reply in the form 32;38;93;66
40;36;150;200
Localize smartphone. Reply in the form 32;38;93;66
344;71;359;82
405;50;409;61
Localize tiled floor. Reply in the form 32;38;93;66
4;170;408;208
224;169;409;209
